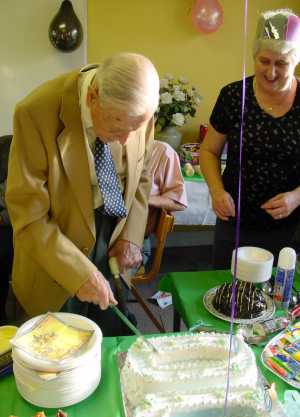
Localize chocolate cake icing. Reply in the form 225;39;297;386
213;280;267;319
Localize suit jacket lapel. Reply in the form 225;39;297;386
57;71;95;238
109;131;140;245
124;131;140;205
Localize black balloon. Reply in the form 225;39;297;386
49;0;83;52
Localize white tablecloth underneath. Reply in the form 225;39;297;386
174;180;216;226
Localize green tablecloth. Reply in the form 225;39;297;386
0;336;136;417
160;270;300;401
182;171;204;182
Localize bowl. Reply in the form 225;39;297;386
178;143;201;166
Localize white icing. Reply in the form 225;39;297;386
121;333;269;417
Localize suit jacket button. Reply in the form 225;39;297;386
82;247;89;254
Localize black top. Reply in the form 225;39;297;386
210;76;300;230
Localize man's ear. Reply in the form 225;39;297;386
86;85;99;108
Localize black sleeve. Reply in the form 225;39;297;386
209;86;231;135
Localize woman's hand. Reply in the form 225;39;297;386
211;189;235;221
261;188;300;220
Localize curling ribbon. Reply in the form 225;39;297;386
223;1;249;416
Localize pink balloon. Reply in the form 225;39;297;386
191;0;223;34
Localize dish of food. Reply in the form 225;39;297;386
203;285;275;324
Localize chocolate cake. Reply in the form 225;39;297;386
213;280;267;319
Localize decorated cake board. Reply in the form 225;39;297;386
261;325;300;390
203;286;275;324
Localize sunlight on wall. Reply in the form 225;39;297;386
88;0;300;141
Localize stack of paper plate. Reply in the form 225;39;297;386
231;246;274;283
11;313;102;408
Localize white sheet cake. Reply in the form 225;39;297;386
120;332;269;417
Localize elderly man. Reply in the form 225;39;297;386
6;52;160;335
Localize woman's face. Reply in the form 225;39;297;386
254;49;297;94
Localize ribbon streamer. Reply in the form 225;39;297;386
223;1;248;416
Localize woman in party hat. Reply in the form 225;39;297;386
200;9;300;268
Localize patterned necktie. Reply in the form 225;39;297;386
94;139;127;218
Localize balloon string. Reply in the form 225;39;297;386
223;0;248;416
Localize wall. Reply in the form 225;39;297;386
0;0;87;135
88;0;300;141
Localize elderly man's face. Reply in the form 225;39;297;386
87;86;151;144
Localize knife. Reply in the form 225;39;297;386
109;257;159;354
110;304;159;353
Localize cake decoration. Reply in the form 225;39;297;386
213;280;267;319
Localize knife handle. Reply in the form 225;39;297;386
109;257;127;313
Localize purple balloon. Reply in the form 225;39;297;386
192;0;223;34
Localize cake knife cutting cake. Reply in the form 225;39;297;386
120;332;270;417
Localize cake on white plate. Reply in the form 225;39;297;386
120;332;270;417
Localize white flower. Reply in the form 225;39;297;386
155;74;202;131
160;92;173;104
173;90;185;102
194;96;202;105
160;78;169;88
172;113;185;126
179;76;188;84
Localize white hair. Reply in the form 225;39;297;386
253;9;300;64
94;52;160;117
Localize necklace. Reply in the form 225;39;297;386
253;78;275;112
253;77;295;114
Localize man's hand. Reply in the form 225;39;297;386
108;239;142;272
211;189;235;221
76;270;117;310
261;189;300;220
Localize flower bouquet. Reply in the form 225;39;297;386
155;74;202;132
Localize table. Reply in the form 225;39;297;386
174;175;216;228
160;269;300;402
0;336;135;417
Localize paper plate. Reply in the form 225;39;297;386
12;313;101;372
12;313;102;408
203;286;275;324
0;325;18;355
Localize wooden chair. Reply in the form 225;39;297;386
129;208;174;332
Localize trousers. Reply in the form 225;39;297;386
61;208;136;336
0;225;13;324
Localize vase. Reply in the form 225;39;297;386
156;126;182;150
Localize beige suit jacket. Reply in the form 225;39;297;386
6;70;154;316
